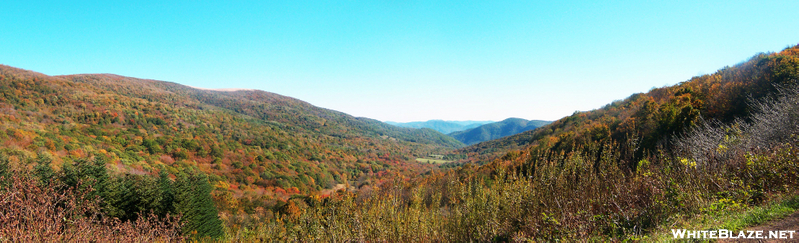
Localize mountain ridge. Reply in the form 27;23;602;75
448;118;551;145
0;64;462;200
455;44;799;164
385;120;493;134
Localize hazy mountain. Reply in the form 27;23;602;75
448;118;551;145
385;120;494;134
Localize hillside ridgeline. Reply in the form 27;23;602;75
448;118;550;145
386;120;493;134
0;66;462;228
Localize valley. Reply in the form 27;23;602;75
1;44;798;241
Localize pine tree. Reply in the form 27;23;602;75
33;152;55;186
105;176;133;220
126;175;163;220
0;154;10;189
84;154;110;196
59;154;111;208
157;170;175;217
104;168;176;222
174;169;224;239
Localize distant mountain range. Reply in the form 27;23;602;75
385;120;494;134
387;119;552;146
448;118;551;145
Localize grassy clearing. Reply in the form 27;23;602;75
646;194;799;242
415;158;451;164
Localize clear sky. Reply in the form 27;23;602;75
2;1;798;122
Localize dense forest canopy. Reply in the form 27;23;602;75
0;65;463;228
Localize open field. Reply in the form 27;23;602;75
415;158;452;164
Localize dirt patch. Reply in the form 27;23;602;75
318;183;353;196
719;210;799;242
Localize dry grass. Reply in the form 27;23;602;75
0;174;184;242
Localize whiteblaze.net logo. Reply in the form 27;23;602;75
672;229;795;239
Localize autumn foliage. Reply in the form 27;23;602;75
0;172;183;242
225;44;799;241
0;63;459;225
0;44;797;241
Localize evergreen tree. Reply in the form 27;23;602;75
85;154;110;195
33;152;55;186
0;154;10;189
59;154;111;207
128;175;163;220
174;169;224;239
157;170;175;217
105;176;133;220
82;163;176;223
105;174;165;221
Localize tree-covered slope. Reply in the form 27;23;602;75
61;73;465;150
448;118;550;145
222;44;799;242
0;65;461;204
455;44;799;164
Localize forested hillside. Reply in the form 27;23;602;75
456;46;799;164
215;44;799;241
448;118;550;145
1;44;797;241
0;65;462;232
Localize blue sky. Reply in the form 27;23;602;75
2;1;798;122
